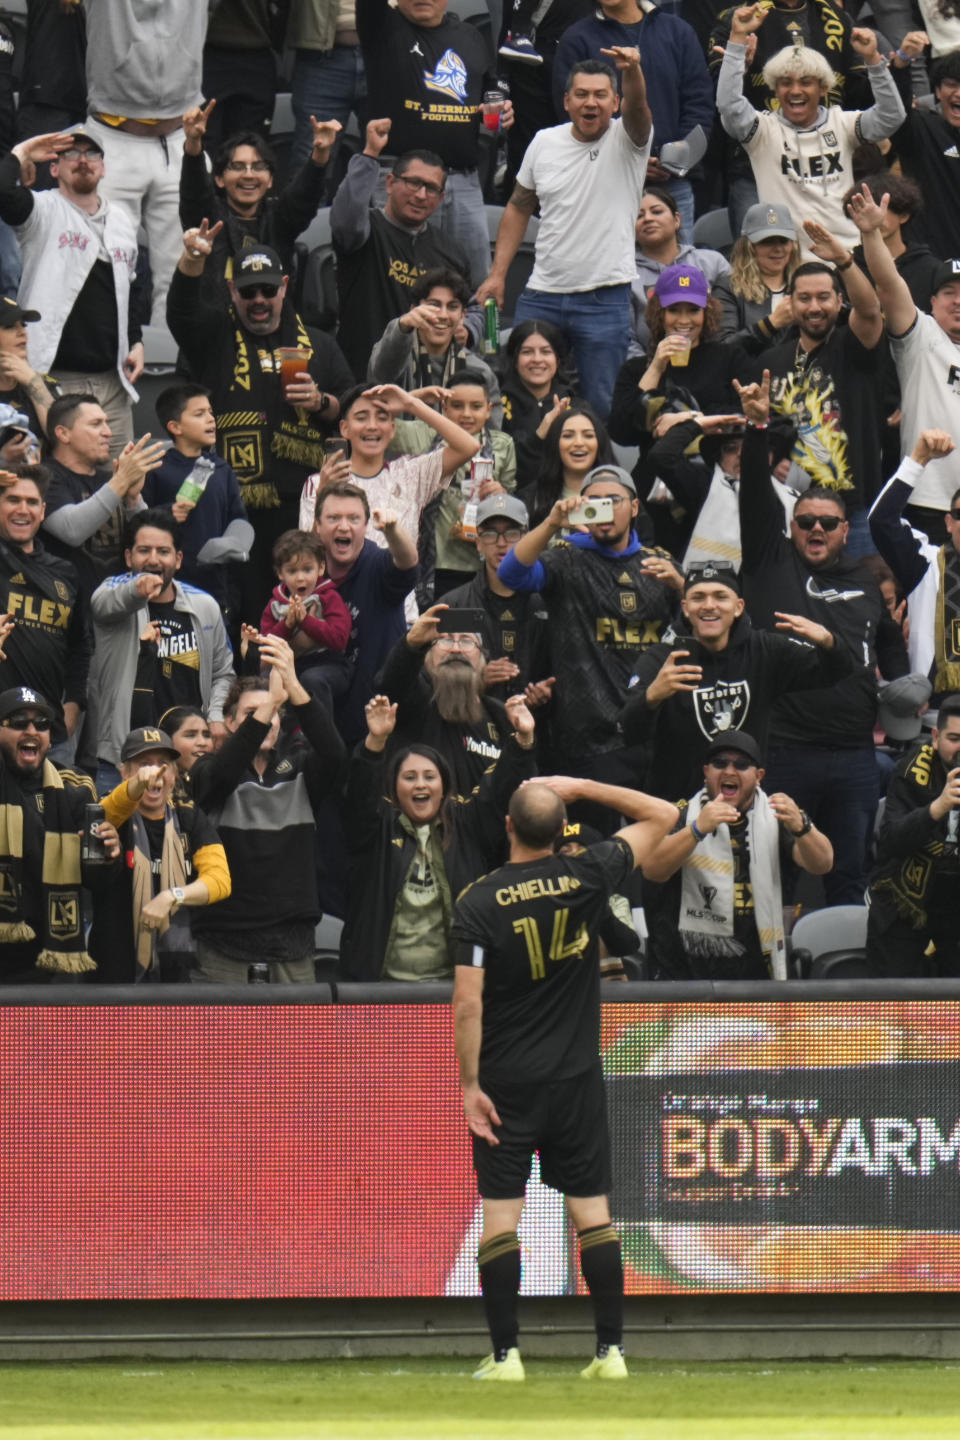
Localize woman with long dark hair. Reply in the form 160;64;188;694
499;319;578;476
519;401;615;530
339;693;536;981
631;187;731;355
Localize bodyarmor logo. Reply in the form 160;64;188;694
693;679;749;738
423;49;469;103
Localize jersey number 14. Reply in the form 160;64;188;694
512;909;589;979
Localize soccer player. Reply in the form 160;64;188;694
452;775;678;1381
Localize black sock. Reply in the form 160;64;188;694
477;1231;521;1357
578;1224;623;1350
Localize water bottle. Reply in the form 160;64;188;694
176;454;216;506
482;297;500;357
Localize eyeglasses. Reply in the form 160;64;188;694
238;284;280;299
2;713;51;731
60;147;101;162
225;161;271;174
794;513;844;532
587;494;630;506
394;175;444;197
434;635;480;650
478;528;523;544
707;755;755;771
951;508;960;521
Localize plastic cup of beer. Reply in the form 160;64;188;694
279;346;313;389
482;91;505;133
669;335;692;368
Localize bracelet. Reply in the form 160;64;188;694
895;47;909;61
689;820;706;843
835;255;854;272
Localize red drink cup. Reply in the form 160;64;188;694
279;346;313;389
481;91;504;133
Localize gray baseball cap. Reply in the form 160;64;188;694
476;493;529;528
741;203;797;243
583;464;637;496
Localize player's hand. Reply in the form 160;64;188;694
645;650;703;705
696;797;741;833
532;774;582;803
463;1084;501;1146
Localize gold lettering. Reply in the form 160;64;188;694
662;1117;705;1179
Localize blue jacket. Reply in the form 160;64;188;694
553;8;714;150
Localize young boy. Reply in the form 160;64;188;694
142;383;254;621
259;529;352;712
391;370;518;598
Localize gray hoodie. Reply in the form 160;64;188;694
84;0;210;118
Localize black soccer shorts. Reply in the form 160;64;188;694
472;1060;612;1199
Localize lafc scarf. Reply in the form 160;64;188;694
872;743;948;929
680;788;787;979
0;759;93;973
222;309;327;510
129;808;188;973
934;545;960;696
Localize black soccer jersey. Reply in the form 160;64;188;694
453;837;634;1085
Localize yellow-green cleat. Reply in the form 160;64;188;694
473;1347;526;1382
581;1346;628;1380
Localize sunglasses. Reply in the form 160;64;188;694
794;513;844;532
238;283;280;299
2;713;51;731
951;508;960;521
707;755;754;771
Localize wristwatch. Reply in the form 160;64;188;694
170;886;186;912
793;811;813;838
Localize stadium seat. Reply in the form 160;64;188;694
790;905;869;979
692;208;734;252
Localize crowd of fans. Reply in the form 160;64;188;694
0;0;958;987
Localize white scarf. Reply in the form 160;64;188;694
683;470;799;572
679;788;787;979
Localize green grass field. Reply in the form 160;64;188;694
1;1358;959;1440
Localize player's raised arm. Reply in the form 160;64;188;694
535;776;678;868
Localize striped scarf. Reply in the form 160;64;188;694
129;808;188;973
935;545;960;695
0;759;93;973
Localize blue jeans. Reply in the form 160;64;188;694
436;169;492;293
0;219;21;299
764;743;879;906
844;507;875;560
513;283;631;418
291;45;367;172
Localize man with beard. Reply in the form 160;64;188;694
736;372;909;904
88;509;235;794
378;602;512;796
167;227;354;612
866;696;960;977
0;685;103;984
642;730;832;980
0;128;142;454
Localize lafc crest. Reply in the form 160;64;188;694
693;679;750;738
618;590;637;615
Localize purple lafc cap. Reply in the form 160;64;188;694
654;264;710;309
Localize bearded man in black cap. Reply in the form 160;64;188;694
167;223;355;609
642;729;833;981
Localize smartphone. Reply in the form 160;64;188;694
437;607;487;635
326;437;352;462
0;426;28;449
567;496;614;526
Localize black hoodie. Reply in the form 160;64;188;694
738;428;909;748
621;610;853;800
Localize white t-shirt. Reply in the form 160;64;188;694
518;117;652;293
891;310;960;510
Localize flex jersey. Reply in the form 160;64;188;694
453;836;634;1084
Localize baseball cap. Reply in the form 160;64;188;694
741;202;797;243
933;259;960;294
684;561;742;596
234;246;285;290
0;686;57;724
62;125;105;157
582;464;637;496
877;673;932;741
120;727;180;764
654;264;709;309
0;297;40;328
476;493;529;529
703;730;764;768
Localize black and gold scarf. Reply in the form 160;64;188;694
935;545;960;696
0;759;93;973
